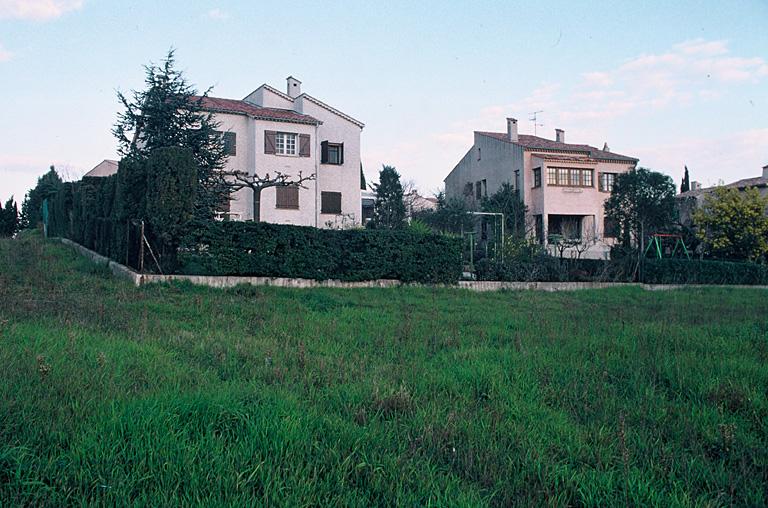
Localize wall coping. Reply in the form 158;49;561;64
57;238;768;292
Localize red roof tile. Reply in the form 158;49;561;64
477;132;638;163
191;96;321;125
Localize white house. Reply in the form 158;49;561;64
196;76;365;228
445;117;638;258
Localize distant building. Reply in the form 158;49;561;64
677;164;768;225
82;159;118;178
444;117;638;258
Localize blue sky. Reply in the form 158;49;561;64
1;0;767;204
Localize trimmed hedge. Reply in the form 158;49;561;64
179;221;463;284
643;259;768;285
475;257;635;283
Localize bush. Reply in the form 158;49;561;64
178;221;463;284
475;256;636;283
643;259;768;285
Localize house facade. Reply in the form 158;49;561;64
197;76;365;228
445;117;638;258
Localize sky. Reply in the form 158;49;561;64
1;0;767;204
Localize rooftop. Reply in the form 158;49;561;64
477;132;638;163
191;96;322;125
678;175;768;198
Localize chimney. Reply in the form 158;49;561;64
286;76;302;98
602;142;610;152
506;117;518;142
691;181;702;191
763;164;768;179
555;129;565;143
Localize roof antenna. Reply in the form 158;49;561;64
529;110;544;136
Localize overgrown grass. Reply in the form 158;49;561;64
1;234;767;506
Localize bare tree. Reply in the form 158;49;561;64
223;170;315;221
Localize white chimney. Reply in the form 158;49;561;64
555;128;565;143
286;76;302;98
763;164;768;179
506;117;518;142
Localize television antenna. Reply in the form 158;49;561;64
529;110;544;136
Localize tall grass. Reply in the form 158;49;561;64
1;234;767;506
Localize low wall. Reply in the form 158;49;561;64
57;238;768;292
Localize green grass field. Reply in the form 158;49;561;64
1;234;767;506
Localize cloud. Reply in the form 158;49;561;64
634;128;768;187
207;8;229;20
0;0;83;20
0;43;12;62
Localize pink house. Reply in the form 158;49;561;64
445;117;638;258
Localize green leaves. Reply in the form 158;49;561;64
692;186;768;261
370;165;407;230
604;167;677;249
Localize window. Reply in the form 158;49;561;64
533;168;542;188
599;172;617;192
275;132;297;155
265;131;308;156
547;167;557;185
583;170;593;187
321;141;344;165
213;131;237;156
463;182;474;196
276;186;299;209
477;147;481;160
547;167;594;187
475;181;482;199
482;179;487;197
321;191;342;214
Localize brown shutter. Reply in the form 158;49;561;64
320;141;328;164
276;186;300;209
264;131;276;154
298;134;310;157
321;191;342;214
339;143;344;165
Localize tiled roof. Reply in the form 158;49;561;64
477;132;638;162
678;176;768;198
191;96;321;125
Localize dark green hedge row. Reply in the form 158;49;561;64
475;257;635;283
476;256;768;285
643;259;768;285
179;221;463;284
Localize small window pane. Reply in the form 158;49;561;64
558;168;568;185
582;170;592;187
547;168;557;185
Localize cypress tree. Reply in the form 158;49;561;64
681;166;690;193
370;165;406;229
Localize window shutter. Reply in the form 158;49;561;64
321;191;342;214
598;172;604;191
339;143;344;165
264;131;277;154
299;134;310;157
224;132;236;156
321;141;328;164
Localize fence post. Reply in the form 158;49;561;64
139;221;145;273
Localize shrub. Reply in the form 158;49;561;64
178;221;463;284
642;258;768;285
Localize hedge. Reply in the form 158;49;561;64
178;221;463;284
642;258;768;285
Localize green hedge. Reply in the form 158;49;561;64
179;221;463;284
642;259;768;285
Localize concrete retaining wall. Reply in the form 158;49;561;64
57;238;768;292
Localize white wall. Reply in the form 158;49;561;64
297;97;363;227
